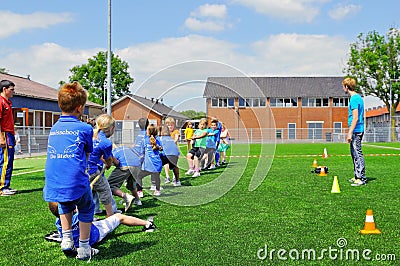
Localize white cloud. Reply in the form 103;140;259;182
0;11;74;39
184;4;230;32
328;4;362;20
231;0;328;23
190;4;227;18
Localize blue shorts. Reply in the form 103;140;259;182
58;189;94;223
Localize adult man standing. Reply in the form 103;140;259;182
342;77;366;186
0;79;17;195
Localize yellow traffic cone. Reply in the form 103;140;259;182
312;158;318;168
322;148;328;158
318;166;328;177
331;176;340;193
360;209;381;234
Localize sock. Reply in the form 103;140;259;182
62;229;73;242
79;238;90;249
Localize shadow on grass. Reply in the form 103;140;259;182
96;240;158;260
16;187;43;194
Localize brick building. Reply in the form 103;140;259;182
203;77;349;141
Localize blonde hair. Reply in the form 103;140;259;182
94;114;115;139
342;77;357;91
199;118;207;127
165;117;176;126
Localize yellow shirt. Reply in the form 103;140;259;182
184;127;194;140
170;129;180;143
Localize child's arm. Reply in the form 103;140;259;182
193;131;207;139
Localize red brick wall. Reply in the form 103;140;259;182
112;98;162;125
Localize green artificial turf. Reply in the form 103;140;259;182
0;143;398;265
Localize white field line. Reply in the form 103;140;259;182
13;169;45;176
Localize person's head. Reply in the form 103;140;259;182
138;117;149;130
221;123;227;130
342;77;357;93
94;114;115;138
187;122;193;128
210;121;217;130
165;117;176;131
48;202;60;218
147;124;158;137
198;118;207;129
160;125;170;136
0;80;15;99
58;81;88;116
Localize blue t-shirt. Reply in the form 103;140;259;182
112;146;141;167
132;130;146;165
348;94;364;133
55;213;100;247
206;128;219;149
142;135;162;172
87;131;113;175
44;116;93;202
216;122;222;142
159;135;180;156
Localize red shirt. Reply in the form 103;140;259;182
0;96;15;134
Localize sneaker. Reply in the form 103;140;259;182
351;179;366;187
154;190;161;196
216;163;220;167
76;247;99;261
1;188;16;196
209;165;216;170
165;177;171;183
133;198;142;206
185;169;195;175
8;188;18;193
137;190;143;198
348;177;356;183
142;221;157;232
172;180;181;187
123;193;134;212
150;185;156;190
192;171;200;178
61;239;77;257
113;209;122;214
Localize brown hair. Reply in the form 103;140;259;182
147;124;159;150
58;81;88;113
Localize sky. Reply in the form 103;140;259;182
1;0;399;111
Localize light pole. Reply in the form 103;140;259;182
106;0;112;115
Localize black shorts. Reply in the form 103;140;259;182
161;155;179;169
188;147;205;159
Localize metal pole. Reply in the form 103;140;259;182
389;80;392;142
106;0;112;115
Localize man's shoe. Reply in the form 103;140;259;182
185;169;195;175
123;193;134;212
1;188;16;196
76;247;99;261
61;239;77;257
133;198;142;206
142;221;157;232
192;172;200;177
351;179;366;187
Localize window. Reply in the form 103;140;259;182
288;123;296;140
270;98;298;107
228;98;235;107
260;98;266;107
276;129;282;139
333;98;349;107
238;98;266;107
211;98;228;107
211;98;218;107
308;122;323;139
333;122;342;133
302;98;329;107
238;98;245;107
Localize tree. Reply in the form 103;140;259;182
0;67;8;74
180;110;206;120
344;28;400;140
61;51;134;105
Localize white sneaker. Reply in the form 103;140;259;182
192;172;200;177
150;185;156;190
113;209;122;214
76;247;99;261
1;188;16;196
173;180;181;187
209;165;216;169
154;190;161;196
165;177;171;183
61;239;76;257
185;169;195;175
123;193;134;212
133;198;142;206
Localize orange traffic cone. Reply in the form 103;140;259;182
312;158;318;168
322;148;328;158
318;166;327;176
331;176;340;193
360;209;381;234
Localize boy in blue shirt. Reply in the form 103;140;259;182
159;125;181;186
43;81;96;260
202;120;219;170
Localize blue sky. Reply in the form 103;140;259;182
1;0;399;110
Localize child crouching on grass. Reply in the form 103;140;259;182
43;81;95;260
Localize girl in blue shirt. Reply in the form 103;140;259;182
87;114;119;217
